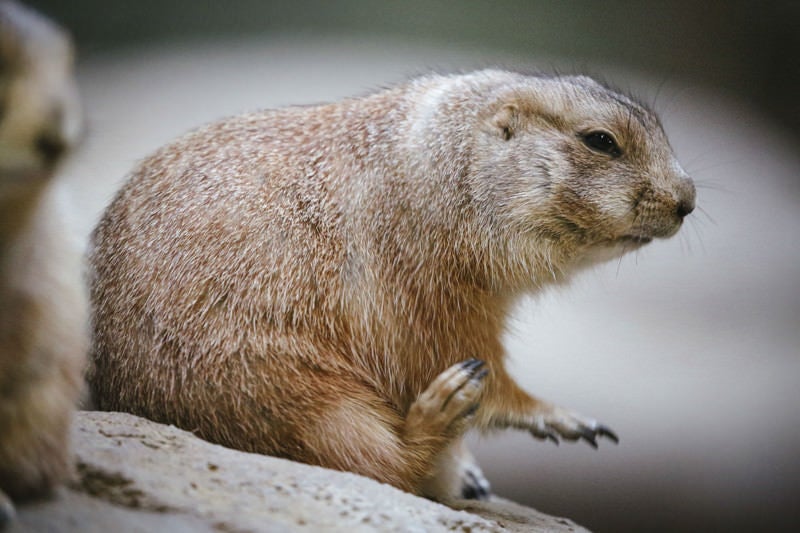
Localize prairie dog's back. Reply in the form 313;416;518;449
89;73;518;418
89;90;417;420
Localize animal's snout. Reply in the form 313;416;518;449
35;131;68;166
676;198;694;218
674;176;696;219
33;103;80;169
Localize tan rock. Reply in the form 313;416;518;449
10;411;586;532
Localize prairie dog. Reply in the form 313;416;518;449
89;69;695;501
0;0;84;519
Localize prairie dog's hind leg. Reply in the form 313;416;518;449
295;359;487;495
421;436;491;502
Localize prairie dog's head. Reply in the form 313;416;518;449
469;72;695;267
0;1;81;185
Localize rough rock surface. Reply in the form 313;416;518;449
9;411;587;532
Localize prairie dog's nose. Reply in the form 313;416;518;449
34;103;77;167
35;130;67;165
675;176;696;219
676;199;694;218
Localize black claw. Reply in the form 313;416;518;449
583;433;599;449
463;402;480;418
475;485;490;500
575;426;596;448
545;431;560;446
597;425;619;444
471;368;489;382
462;471;491;500
441;361;486;412
460;359;485;372
461;484;480;500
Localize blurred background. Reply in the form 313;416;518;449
27;1;799;531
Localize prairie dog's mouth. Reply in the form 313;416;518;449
0;167;52;186
618;235;653;245
0;168;53;199
616;216;685;245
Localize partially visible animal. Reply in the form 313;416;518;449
0;0;84;524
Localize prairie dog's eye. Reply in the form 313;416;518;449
582;131;622;157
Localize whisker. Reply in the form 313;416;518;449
681;228;693;256
616;245;626;278
688;158;747;175
688;217;707;254
688;212;710;230
694;181;733;193
649;77;685;117
650;77;669;111
695;205;717;225
681;151;722;172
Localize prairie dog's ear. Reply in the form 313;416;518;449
491;103;520;141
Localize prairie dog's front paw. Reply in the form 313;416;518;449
529;405;619;448
406;359;488;439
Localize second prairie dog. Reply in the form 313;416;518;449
0;0;84;516
89;69;695;501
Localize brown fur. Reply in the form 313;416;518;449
88;70;694;500
0;0;84;509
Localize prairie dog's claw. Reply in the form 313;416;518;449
597;424;620;444
407;359;489;438
462;469;491;500
528;406;619;449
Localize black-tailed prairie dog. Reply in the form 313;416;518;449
0;0;84;520
89;69;695;501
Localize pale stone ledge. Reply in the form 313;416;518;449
10;411;587;532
